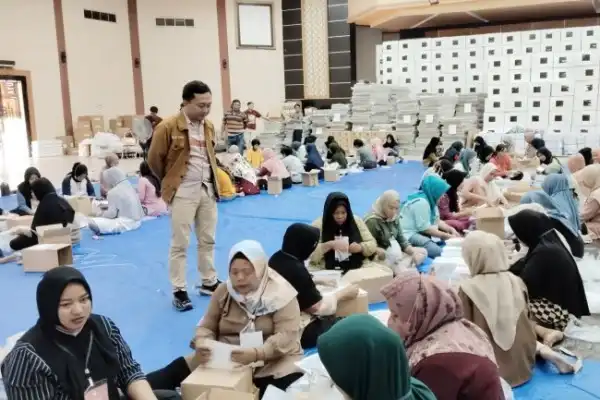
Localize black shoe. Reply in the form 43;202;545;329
172;290;193;312
196;280;222;296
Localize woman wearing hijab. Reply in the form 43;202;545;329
400;175;458;258
524;131;545;159
318;314;437;400
0;267;172;399
269;223;359;348
62;162;95;197
12;167;41;215
508;210;590;345
459;231;536;386
420;159;453;184
371;137;387;165
217;145;260;195
304;143;325;174
575;164;600;239
324;135;339;160
257;148;293;190
520;191;584;258
382;272;503;400
537;147;563;174
594;148;600;164
364;190;428;274
327;142;348;169
579;147;594;166
100;153;120;198
9;178;76;251
490;143;513;177
543;174;581;233
291;141;307;162
193;240;303;396
88;167;144;235
567;153;586;174
461;163;507;208
383;133;401;157
309;192;378;271
138;161;167;216
422;137;442;167
456;148;476;175
439;170;472;232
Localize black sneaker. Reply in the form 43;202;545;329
172;290;193;312
196;280;222;296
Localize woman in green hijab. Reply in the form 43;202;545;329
317;314;437;400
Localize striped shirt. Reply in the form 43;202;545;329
1;316;145;400
223;111;247;136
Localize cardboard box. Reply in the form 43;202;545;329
73;127;93;145
36;224;72;245
5;215;33;229
341;266;393;304
196;388;258;400
323;169;339;182
267;177;282;195
78;116;104;133
336;289;369;317
22;244;73;272
181;367;253;400
109;118;122;132
474;207;505;239
65;196;93;216
301;170;319;187
119;115;146;129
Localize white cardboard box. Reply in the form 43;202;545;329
573;111;597;126
529;82;551;97
551;82;575;97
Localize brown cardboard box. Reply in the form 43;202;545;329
196;388;258;400
65;196;93;216
323;169;339;182
336;289;369;317
109;118;122;132
78;116;104;132
267;177;282;195
56;136;74;153
5;215;33;229
36;224;72;245
119;115;146;129
386;156;396;165
22;244;73;272
301;170;319;187
73;127;93;145
474;207;505;239
341;266;393;304
181;367;253;400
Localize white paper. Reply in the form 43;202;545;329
204;339;237;370
263;385;292;400
333;114;341;122
316;127;323;135
464;103;472;113
448;124;457;135
425;114;433;123
334;236;350;262
403;115;411;123
240;330;264;348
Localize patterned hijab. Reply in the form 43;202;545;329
567;154;586;174
382;272;496;368
370;190;400;221
575;164;600;203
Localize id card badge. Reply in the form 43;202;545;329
84;379;109;400
240;330;264;348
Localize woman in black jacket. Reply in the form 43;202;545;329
61;162;95;197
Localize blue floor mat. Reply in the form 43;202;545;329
1;162;599;399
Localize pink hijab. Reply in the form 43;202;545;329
567;154;586;173
371;138;386;163
381;272;496;368
261;148;290;179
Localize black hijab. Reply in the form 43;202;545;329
508;210;590;319
383;134;398;148
473;136;487;152
530;137;546;151
70;163;88;182
18;267;121;400
443;169;467;213
17;167;41;208
443;147;460;162
579;147;593;166
537;147;554;165
269;223;322;311
478;145;495;163
321;192;364;272
325;136;335;147
422;137;441;161
31;178;75;230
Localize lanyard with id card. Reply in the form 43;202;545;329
240;316;265;367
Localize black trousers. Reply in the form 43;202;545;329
301;316;341;349
292;129;303;143
258;176;293;190
254;372;304;399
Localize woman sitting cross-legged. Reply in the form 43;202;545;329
537;147;563;175
400;175;460;259
269;223;359;349
439;169;473;233
61;162;95;197
575;164;600;239
0;267;182;400
460;163;508;208
88;167;144;235
9;178;75;252
257;148;292;190
383;133;401;158
508;210;590;346
353;139;378;170
280;146;304;184
308;192;379;272
216;145;260;195
304;143;325;176
364;190;428;275
317;314;437;400
327;142;348;169
138;161;168;216
382;272;504;400
11;167;41;216
193;240;304;397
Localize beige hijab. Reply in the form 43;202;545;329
371;190;400;221
460;231;526;351
574;164;600;203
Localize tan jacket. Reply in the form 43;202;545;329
194;284;303;378
147;113;220;203
309;216;378;270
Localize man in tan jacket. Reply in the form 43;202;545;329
148;80;221;312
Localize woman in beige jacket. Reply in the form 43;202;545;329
193;240;304;397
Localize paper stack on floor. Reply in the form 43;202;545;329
307;108;330;131
329;104;350;130
31;140;63;158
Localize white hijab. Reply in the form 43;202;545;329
460;231;526;351
226;240;297;325
478;163;504;204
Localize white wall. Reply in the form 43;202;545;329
356;26;382;83
63;0;135;123
0;0;64;140
138;0;223;122
226;0;284;117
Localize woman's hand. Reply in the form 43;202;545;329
231;348;257;365
195;344;212;365
348;242;362;254
375;247;386;260
336;284;360;302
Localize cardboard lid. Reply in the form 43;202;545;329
267;176;282;181
342;266;393;282
25;243;71;252
36;224;71;236
475;206;504;219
